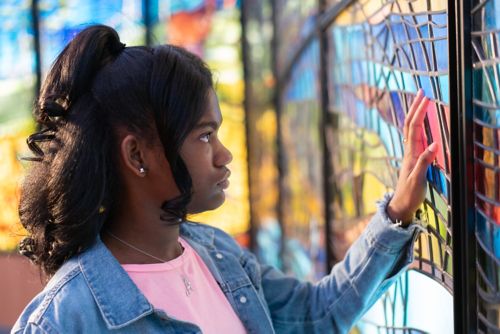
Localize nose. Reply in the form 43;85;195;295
215;141;233;167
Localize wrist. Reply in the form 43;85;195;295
386;202;414;226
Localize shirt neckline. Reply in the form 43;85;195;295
122;237;191;272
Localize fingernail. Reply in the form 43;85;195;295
428;142;438;152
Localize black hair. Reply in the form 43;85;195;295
18;25;213;277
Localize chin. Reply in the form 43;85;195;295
188;192;226;214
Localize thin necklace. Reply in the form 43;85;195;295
105;230;193;296
106;230;168;262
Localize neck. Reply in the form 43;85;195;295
102;203;183;264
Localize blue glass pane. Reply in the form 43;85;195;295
39;0;145;75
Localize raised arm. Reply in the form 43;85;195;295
259;90;438;333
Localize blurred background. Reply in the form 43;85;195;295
2;0;500;333
1;1;263;331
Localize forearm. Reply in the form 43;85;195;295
324;193;423;330
263;193;424;333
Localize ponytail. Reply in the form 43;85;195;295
19;25;124;277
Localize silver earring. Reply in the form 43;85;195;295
139;167;146;175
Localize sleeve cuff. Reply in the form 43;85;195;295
363;192;427;253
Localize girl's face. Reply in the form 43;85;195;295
180;89;233;214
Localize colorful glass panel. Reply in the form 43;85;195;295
150;1;250;243
274;0;318;76
38;0;145;76
281;42;327;279
0;0;36;251
242;0;281;267
327;0;453;331
472;0;500;330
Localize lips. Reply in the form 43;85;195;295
217;170;231;189
218;179;230;189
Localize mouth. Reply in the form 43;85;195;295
218;179;230;190
217;170;231;190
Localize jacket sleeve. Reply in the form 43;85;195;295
259;193;424;334
12;323;51;334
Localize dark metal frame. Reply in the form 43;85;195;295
318;0;334;269
31;0;41;95
239;0;258;251
448;0;477;332
271;0;287;261
143;0;153;47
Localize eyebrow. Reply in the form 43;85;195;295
194;120;221;130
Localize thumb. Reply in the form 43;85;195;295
411;142;439;182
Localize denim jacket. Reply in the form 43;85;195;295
12;194;423;334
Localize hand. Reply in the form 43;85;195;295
387;90;439;225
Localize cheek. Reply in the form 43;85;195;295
182;147;213;181
149;156;180;199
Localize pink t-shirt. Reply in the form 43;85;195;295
122;238;246;334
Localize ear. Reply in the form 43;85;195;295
120;134;147;177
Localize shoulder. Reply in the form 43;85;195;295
12;259;101;333
182;220;263;288
182;220;245;255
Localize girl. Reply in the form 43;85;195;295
13;25;438;333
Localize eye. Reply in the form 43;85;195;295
200;132;212;143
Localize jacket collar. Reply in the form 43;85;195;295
77;221;215;329
78;236;153;329
180;221;215;248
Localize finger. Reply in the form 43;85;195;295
404;89;424;139
407;96;429;152
409;142;439;182
411;95;429;128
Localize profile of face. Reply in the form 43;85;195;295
119;89;232;218
181;89;233;213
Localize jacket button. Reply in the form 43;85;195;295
239;296;247;304
215;253;224;259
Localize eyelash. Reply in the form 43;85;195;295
200;132;212;143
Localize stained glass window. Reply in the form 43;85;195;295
0;0;36;251
280;41;327;279
0;1;249;252
275;0;453;333
471;0;500;330
38;0;145;77
326;0;454;331
274;0;318;76
148;1;251;244
241;0;281;266
328;0;452;287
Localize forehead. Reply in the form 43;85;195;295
199;89;222;124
